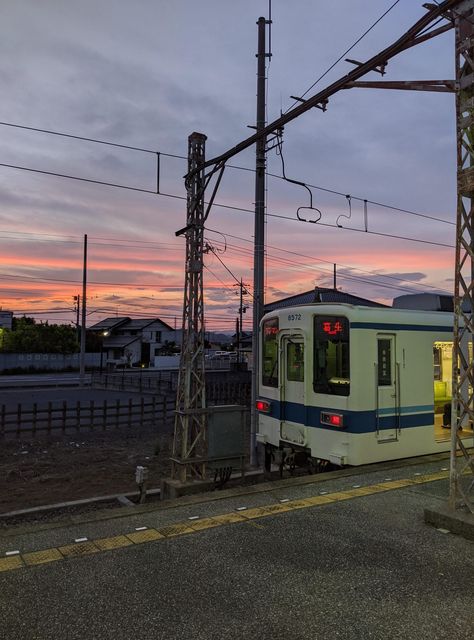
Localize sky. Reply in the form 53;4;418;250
0;0;458;332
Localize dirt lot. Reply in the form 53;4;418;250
0;427;172;515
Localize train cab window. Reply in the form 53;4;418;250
262;317;279;387
313;316;350;396
287;342;304;382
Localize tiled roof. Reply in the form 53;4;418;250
264;288;386;312
89;317;130;331
103;336;139;348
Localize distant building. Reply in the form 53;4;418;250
89;316;174;368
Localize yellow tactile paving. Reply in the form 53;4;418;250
58;541;100;558
0;556;24;572
188;517;221;531
285;498;315;510
156;523;194;537
211;512;247;525
325;491;354;501
0;469;452;574
125;529;164;544
94;535;133;551
239;503;295;519
303;495;336;506
23;548;63;566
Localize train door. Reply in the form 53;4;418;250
280;334;306;446
375;334;399;442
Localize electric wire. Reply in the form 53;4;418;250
283;0;402;114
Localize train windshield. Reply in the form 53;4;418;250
313;316;350;396
262;317;279;387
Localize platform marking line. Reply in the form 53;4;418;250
0;471;450;574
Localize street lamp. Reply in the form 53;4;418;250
100;330;109;374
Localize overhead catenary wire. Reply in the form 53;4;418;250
284;0;402;113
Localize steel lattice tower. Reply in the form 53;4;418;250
451;0;474;512
172;132;207;483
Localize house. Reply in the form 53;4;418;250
89;317;174;368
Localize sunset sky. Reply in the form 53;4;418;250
0;1;457;332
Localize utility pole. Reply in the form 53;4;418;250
251;16;270;466
79;234;87;386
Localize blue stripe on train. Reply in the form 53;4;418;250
350;322;452;332
261;398;434;434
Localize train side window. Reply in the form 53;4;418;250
313;316;350;396
377;339;392;386
262;317;279;387
287;342;304;382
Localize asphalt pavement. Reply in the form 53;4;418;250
0;456;473;640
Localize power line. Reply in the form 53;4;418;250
205;228;452;295
0;120;455;228
284;0;403;114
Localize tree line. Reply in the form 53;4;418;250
0;317;102;353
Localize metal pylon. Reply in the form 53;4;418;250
451;0;474;512
172;132;207;483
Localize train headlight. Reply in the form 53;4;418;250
256;399;271;413
321;411;344;428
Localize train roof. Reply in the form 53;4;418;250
262;302;454;327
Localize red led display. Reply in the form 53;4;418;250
322;321;344;336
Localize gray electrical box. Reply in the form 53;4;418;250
207;405;246;472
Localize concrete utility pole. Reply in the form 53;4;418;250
450;0;474;513
251;16;270;466
79;234;87;386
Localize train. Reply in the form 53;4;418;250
256;303;473;471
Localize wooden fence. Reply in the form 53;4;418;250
0;396;175;439
93;372;251;405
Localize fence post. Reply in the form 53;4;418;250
116;399;120;429
76;400;81;432
90;400;95;431
16;403;22;438
31;403;37;437
47;401;52;435
103;399;107;431
62;400;67;433
0;404;4;439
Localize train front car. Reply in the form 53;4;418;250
256;303;460;470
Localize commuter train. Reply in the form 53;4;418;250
256;303;473;470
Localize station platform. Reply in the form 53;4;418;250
0;454;473;640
